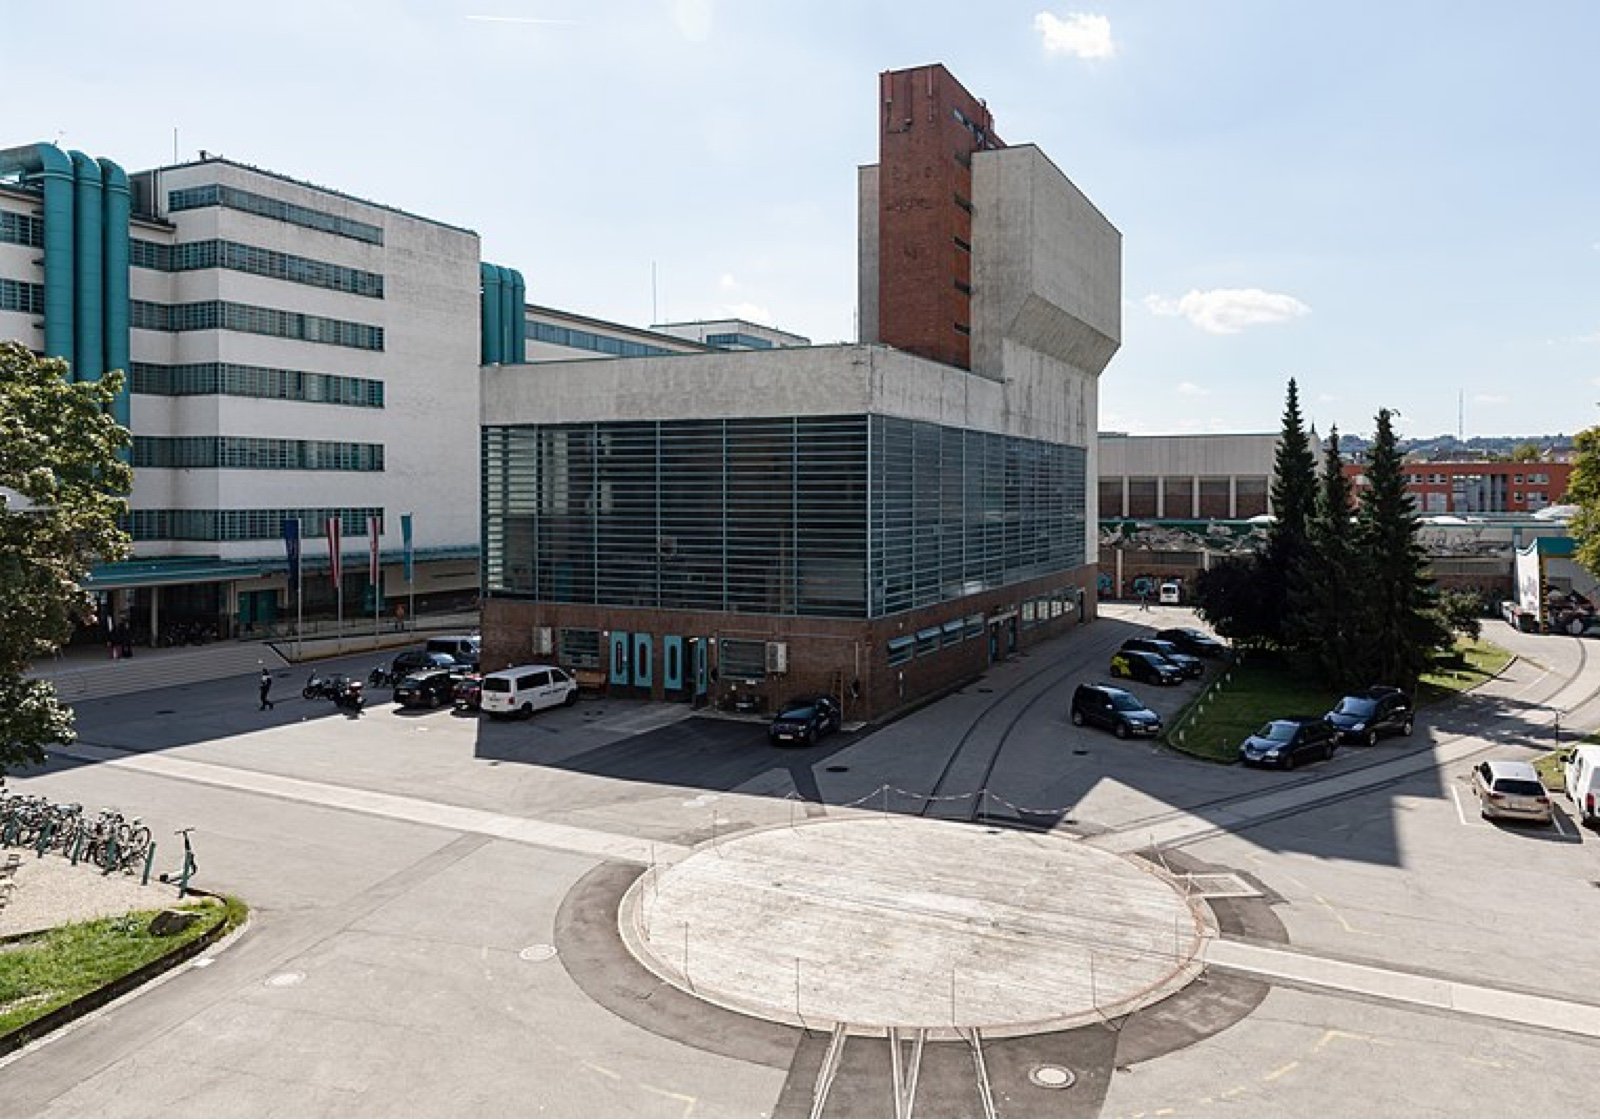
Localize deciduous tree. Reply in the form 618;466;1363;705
0;342;131;774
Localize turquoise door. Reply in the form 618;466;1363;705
632;633;652;688
663;635;683;691
693;638;709;698
609;631;630;686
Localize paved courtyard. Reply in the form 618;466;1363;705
3;609;1600;1117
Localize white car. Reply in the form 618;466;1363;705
1472;759;1552;825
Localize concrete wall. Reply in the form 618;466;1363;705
856;164;879;345
1098;432;1278;477
970;145;1121;384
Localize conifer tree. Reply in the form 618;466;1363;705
1356;409;1449;685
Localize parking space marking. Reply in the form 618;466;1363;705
1552;813;1570;839
1449;784;1471;827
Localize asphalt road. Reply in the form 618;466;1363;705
3;608;1599;1118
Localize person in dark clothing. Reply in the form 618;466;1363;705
259;668;275;711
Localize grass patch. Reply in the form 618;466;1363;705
1533;748;1573;793
1167;651;1345;763
1417;637;1513;701
1169;637;1513;764
0;895;245;1036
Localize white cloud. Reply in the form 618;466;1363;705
1034;11;1115;59
1143;288;1310;334
724;301;772;325
719;273;737;291
673;0;713;41
1176;381;1208;396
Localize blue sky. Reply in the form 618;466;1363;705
13;1;1597;440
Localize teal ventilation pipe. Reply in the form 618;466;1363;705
0;143;75;371
70;151;104;382
480;261;503;364
98;156;131;430
506;267;525;363
497;265;518;364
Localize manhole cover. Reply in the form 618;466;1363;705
264;971;305;988
1029;1064;1076;1089
825;765;849;773
519;944;557;962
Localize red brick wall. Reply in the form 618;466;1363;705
877;65;1002;371
481;561;1097;722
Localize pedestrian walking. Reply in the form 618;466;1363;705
1137;586;1150;611
258;668;275;711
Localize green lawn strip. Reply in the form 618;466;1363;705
1168;637;1512;765
0;896;245;1036
1532;748;1572;793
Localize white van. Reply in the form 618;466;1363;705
479;664;577;718
1158;581;1182;605
1564;745;1600;827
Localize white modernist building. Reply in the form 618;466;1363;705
1;143;485;640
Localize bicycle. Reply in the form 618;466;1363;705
159;827;198;896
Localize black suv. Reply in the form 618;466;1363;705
1325;686;1414;745
391;649;462;678
393;668;460;709
768;695;842;746
1110;648;1184;686
1155;627;1227;659
1071;683;1163;739
1120;638;1203;679
1238;718;1338;769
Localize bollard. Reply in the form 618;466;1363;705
35;820;54;858
141;841;157;886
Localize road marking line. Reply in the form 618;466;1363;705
1263;1060;1298;1081
1449;785;1470;827
1551;813;1570;839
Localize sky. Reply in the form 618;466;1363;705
11;0;1599;441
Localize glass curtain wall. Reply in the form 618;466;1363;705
483;415;1085;620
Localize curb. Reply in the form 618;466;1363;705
0;896;239;1059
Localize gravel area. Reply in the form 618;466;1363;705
0;852;181;937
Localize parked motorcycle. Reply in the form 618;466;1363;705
303;672;365;710
368;664;398;689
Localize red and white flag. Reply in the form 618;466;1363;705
368;515;381;586
327;515;342;587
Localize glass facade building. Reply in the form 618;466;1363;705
483;414;1086;621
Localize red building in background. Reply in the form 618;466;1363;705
1344;460;1572;514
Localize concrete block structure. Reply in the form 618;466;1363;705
480;65;1121;720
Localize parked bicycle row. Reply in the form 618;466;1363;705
0;786;153;875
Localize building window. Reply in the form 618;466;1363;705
131;362;383;407
887;636;914;666
953;280;972;295
131;300;383;351
953;322;971;336
942;618;965;644
132;237;383;298
525;320;678;359
125;505;382;542
915;626;941;656
0;277;45;315
953;235;972;253
168;183;384;245
134;437;383;471
953;193;974;215
559;628;601;669
965;613;985;640
718;638;767;680
0;210;44;248
705;332;775;350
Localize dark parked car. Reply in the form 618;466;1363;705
452;673;483;711
1120;637;1203;679
768;694;842;746
393;668;460;709
391;649;462;678
1325;686;1414;745
1110;648;1184;686
1070;682;1162;739
1154;627;1228;658
1239;718;1339;769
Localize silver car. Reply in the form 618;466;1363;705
1472;759;1552;824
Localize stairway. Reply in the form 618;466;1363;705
27;643;289;703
